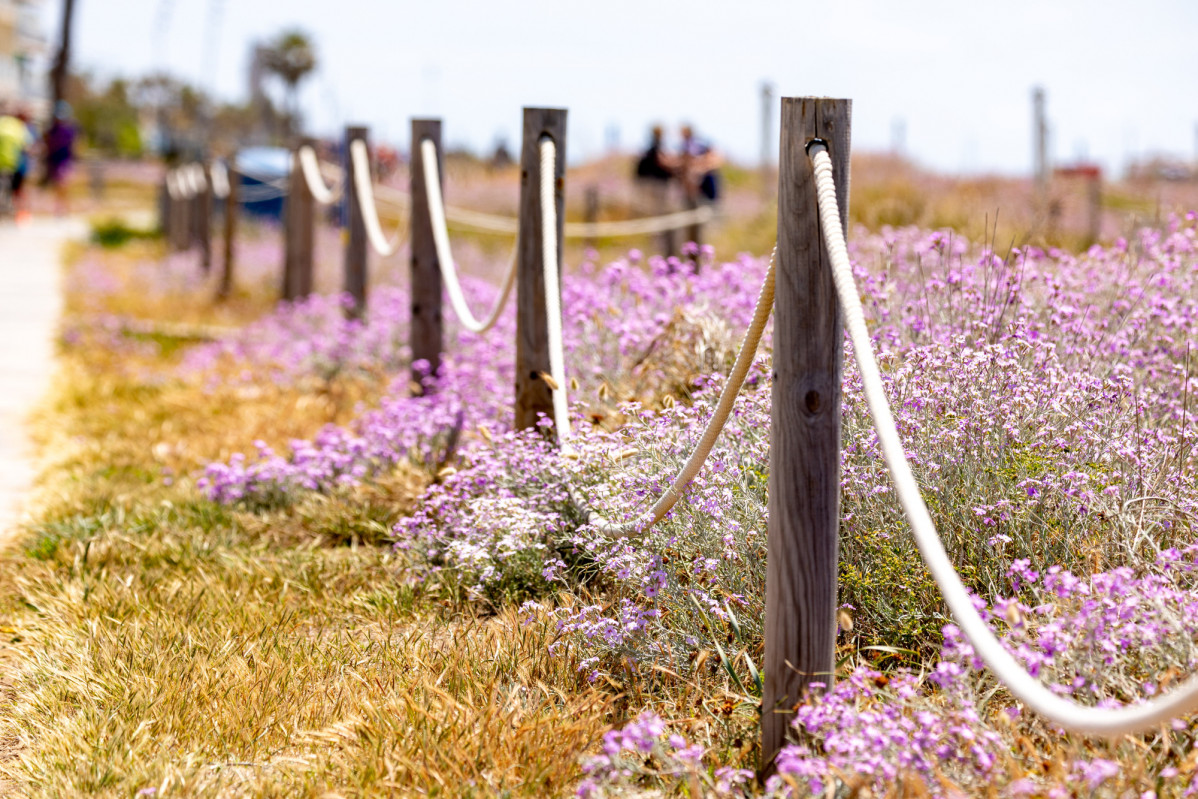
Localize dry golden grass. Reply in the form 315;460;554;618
0;338;626;796
0;240;768;796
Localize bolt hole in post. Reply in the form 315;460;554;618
805;137;828;156
804;390;821;414
762;97;851;775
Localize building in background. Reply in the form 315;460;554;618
0;0;48;113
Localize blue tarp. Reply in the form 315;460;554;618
234;146;290;220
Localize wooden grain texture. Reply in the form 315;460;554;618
198;162;213;272
158;179;170;243
761;97;852;773
218;161;237;301
514;108;567;431
410;119;444;386
169;175;188;252
343;126;369;319
583;185;599;249
189;175;203;251
282;139;315;301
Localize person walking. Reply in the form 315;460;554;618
41;101;77;216
678;124;721;248
634;125;679;256
0;103;34;221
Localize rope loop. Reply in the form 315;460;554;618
810;142;1198;736
349;138;405;257
577;245;776;536
421;139;517;333
209;160;230;199
298;145;343;205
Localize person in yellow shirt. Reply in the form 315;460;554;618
0;102;35;223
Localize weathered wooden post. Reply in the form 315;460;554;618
189;165;204;250
1086;170;1102;247
343;125;369;318
583;184;599;250
282;138;316;301
170;168;189;252
514;107;567;431
218;158;238;301
761;96;851;773
410;118;444;386
158;174;171;239
198;163;213;272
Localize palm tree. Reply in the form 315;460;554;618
261;30;317;137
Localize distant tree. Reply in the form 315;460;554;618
260;30;317;136
48;0;77;117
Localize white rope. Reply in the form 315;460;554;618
237;183;289;203
165;169;183;201
298;145;343;205
350;138;404;257
543;135;774;534
374;186;714;239
810;142;1198;737
184;163;207;195
443;203;520;235
539;138;573;445
209;160;230;199
171;167;197;199
580;245;776;536
421;139;517;333
565;205;715;239
373;183;413;211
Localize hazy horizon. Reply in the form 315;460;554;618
41;0;1198;177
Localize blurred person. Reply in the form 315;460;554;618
634;125;679;256
11;107;37;223
0;102;35;221
41;101;77;216
678;124;722;248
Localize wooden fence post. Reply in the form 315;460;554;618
218;157;237;301
282;138;316;302
198;162;213;272
1086;171;1102;247
170;168;189;252
189;165;204;250
343;125;369;318
158;175;171;239
584;184;599;250
410;118;444;386
514;107;567;431
761;96;852;773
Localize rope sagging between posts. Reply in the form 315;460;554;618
165;169;184;201
184;163;207;195
534;137;777;535
809;142;1198;737
298;145;343;205
209;161;230;200
350;139;405;257
566;205;716;239
421;139;517;334
577;246;776;537
364;166;716;239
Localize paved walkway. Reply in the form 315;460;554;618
0;217;85;551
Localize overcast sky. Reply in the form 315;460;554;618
42;0;1198;175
